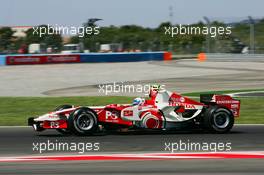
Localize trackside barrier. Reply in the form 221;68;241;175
5;54;80;65
0;55;6;66
198;53;264;62
0;52;172;66
79;52;169;63
163;52;172;61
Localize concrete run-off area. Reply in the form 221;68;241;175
0;58;263;96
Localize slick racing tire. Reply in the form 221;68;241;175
68;107;98;136
203;106;234;133
54;104;73;135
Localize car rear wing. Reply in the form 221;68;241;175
200;94;240;117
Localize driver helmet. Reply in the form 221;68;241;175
132;97;144;106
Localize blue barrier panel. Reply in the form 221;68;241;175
1;52;167;65
80;52;164;63
0;55;6;66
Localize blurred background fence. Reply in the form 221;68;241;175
1;17;264;55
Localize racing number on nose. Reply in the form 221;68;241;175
50;121;59;128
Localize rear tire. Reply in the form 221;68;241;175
68;107;98;136
203;106;234;133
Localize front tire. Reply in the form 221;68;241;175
54;104;73;111
203;106;234;133
68;107;98;135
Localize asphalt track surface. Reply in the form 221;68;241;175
0;125;264;174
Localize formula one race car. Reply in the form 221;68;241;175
28;86;240;135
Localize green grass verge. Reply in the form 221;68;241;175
236;98;264;124
0;92;263;125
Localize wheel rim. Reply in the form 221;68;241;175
213;112;230;129
76;112;94;130
141;112;161;129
